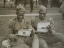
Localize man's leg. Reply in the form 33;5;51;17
39;38;49;48
32;34;39;48
56;33;64;44
25;37;33;47
46;32;64;44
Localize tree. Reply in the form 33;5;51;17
38;0;48;7
30;0;33;12
24;0;27;7
3;0;6;8
51;0;62;7
15;0;22;8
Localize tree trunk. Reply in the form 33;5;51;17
30;0;33;12
24;0;27;7
3;0;6;8
38;0;48;7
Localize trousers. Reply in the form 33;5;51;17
26;32;64;48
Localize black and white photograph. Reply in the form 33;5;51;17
0;0;64;48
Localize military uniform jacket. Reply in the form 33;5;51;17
31;16;54;30
31;16;54;37
8;18;32;34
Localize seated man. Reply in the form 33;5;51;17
31;5;64;48
7;5;34;48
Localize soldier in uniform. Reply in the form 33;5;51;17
31;5;64;48
8;5;34;48
9;5;32;34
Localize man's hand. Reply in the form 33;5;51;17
47;25;52;33
42;27;46;29
47;25;51;30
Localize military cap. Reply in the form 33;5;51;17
16;4;25;14
39;5;47;13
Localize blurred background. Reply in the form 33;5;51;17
0;0;63;14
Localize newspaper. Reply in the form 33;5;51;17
18;29;32;36
37;22;50;32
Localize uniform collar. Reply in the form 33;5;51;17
15;18;25;22
38;16;47;21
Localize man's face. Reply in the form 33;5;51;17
39;13;46;20
17;13;24;21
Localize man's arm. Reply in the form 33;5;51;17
25;19;35;34
8;19;15;34
47;17;54;34
51;18;54;29
25;19;32;29
31;17;37;31
49;17;54;30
